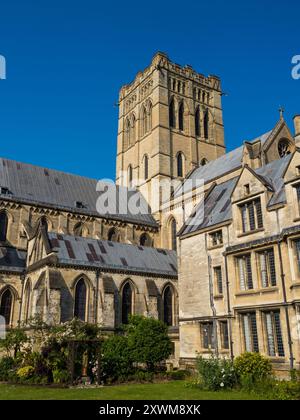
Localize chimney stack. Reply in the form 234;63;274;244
294;115;300;145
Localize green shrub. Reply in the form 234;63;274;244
125;315;173;371
0;356;17;381
196;355;237;391
131;370;154;383
234;352;273;385
101;334;134;382
52;369;70;384
16;365;35;380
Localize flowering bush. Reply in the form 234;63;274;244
16;366;35;380
196;355;237;391
234;352;273;385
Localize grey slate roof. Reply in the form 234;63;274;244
175;131;272;198
180;177;238;236
0;247;26;273
0;158;157;227
48;232;177;277
180;153;293;237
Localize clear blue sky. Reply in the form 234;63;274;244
0;0;299;181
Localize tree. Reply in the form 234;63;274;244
125;315;172;371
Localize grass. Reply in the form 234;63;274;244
0;381;263;400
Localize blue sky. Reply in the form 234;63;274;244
0;0;299;181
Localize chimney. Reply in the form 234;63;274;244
294;115;300;145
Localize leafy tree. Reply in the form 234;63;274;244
125;315;172;371
0;328;28;357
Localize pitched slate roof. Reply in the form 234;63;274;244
47;232;177;277
0;247;26;273
174;130;272;198
179;153;293;237
180;177;238;236
0;158;157;227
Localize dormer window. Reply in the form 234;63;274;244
239;198;263;233
209;230;223;247
75;201;85;209
0;187;10;195
278;139;292;158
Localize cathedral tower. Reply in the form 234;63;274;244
116;52;226;206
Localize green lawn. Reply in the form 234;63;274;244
0;381;263;400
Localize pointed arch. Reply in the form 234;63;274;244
0;211;8;242
176;152;184;178
124;117;131;148
204;109;209;139
128;164;133;186
195;106;201;137
107;227;119;242
147;100;152;132
0;286;17;325
130;114;136;144
23;279;32;323
162;284;174;326
74;222;87;237
169;98;175;128
169;217;177;251
178;102;184;131
74;278;87;321
121;281;133;324
139;232;152;247
39;216;49;232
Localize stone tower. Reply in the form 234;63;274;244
116;52;226;209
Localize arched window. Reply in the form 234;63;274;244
163;286;173;326
169;98;175;128
122;282;132;324
0;211;8;242
74;222;84;237
170;218;177;251
195;107;201;137
124;118;130;147
40;216;48;232
23;281;31;323
178;102;184;131
74;278;87;321
147;102;152;132
108;227;119;242
140;233;152;247
177;153;184;178
0;289;13;325
204;109;209;139
128;165;133;186
141;106;147;137
144;155;149;180
201;158;208;166
278;139;292;158
130;115;136;144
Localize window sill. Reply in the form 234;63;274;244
235;286;279;297
214;294;224;300
237;228;264;238
290;282;300;290
208;244;224;251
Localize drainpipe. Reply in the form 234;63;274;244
224;252;234;360
277;239;294;370
205;233;219;357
